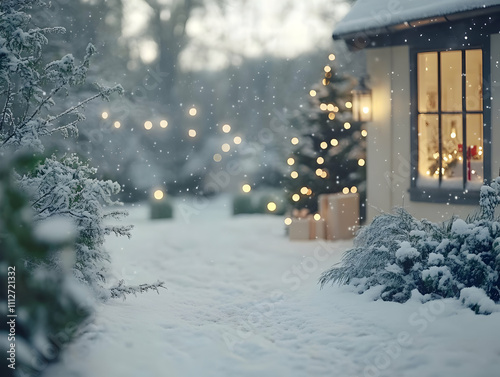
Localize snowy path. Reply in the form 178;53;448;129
46;197;500;377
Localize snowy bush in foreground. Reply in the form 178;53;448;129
319;178;500;314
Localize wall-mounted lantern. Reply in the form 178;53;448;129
351;76;372;122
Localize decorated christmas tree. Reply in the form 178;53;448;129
284;53;366;219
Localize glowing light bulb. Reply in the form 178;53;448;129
358;158;366;167
213;154;222;162
153;190;164;200
291;137;299;145
222;124;231;133
221;143;230;152
144;121;153;130
361;129;368;137
101;111;109;119
188;129;197;137
233;136;242;144
328;54;336;61
350;186;358;194
292;194;300;202
317;157;324;164
287;158;295;166
300;187;308;195
309;90;317;97
113;121;121;129
284;217;292;226
242;184;251;193
345;101;353;109
342;187;349;194
344;122;351;130
320;141;328;149
160;120;168;128
189;107;197;116
313;214;321;221
267;202;277;212
331;139;339;146
291;171;298;179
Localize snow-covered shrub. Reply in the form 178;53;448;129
0;155;92;377
319;178;500;313
19;154;133;297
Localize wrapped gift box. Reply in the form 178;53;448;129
289;216;326;241
319;193;359;240
289;217;311;241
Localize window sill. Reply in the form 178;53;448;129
408;187;480;204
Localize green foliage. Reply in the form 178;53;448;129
150;197;174;219
320;178;500;313
233;194;256;215
233;191;286;216
284;55;366;216
0;155;92;377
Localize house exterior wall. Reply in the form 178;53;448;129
365;43;495;223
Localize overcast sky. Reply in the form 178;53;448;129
123;0;350;70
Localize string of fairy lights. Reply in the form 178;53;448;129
282;53;367;225
100;52;366;222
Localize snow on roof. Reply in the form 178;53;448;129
333;0;500;38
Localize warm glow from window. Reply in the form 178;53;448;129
153;190;164;200
160;120;168;128
222;124;231;133
188;129;197;137
144;121;153;130
113;121;121;129
242;184;251;193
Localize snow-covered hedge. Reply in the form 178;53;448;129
319;179;500;314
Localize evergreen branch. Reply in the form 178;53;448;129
110;280;166;300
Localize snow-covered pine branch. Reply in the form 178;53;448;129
110;280;167;300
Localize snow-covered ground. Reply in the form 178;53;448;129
45;196;500;377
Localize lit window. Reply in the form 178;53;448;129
416;49;483;190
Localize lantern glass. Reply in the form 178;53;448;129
351;77;372;122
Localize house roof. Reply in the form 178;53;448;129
333;0;500;39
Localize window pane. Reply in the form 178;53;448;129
466;114;484;185
418;114;439;185
418;52;438;113
440;51;462;112
441;115;463;187
466;49;483;112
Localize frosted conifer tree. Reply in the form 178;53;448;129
0;1;164;295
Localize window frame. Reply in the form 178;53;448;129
409;39;491;205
